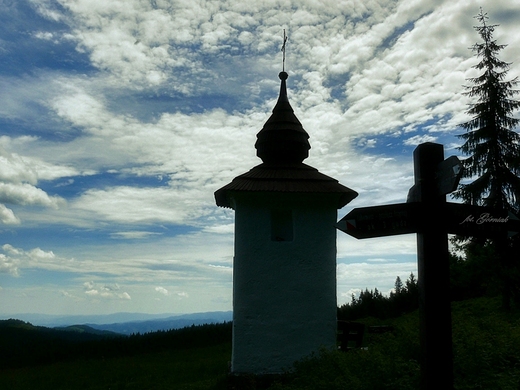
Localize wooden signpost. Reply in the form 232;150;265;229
336;142;520;390
337;201;520;239
334;203;421;239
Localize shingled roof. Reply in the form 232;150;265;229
215;72;357;209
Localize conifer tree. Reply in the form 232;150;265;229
455;9;520;211
394;276;403;295
454;9;520;308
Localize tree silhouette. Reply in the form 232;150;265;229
455;9;520;211
394;276;403;295
338;274;419;320
454;9;520;309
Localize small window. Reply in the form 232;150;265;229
271;209;293;241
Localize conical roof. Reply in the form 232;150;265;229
215;72;357;209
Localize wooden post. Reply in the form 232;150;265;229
413;143;454;389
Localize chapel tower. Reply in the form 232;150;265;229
215;71;357;374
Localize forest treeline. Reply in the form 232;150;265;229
338;273;419;321
338;244;519;321
0;319;232;369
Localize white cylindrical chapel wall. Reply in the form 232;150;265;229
231;191;340;374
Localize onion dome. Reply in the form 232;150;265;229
255;72;310;164
215;72;358;209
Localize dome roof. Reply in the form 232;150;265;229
255;72;310;164
215;72;358;209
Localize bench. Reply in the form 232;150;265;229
337;321;365;351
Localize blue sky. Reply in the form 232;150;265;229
1;0;519;317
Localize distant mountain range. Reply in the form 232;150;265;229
85;311;233;335
0;318;232;369
0;311;233;335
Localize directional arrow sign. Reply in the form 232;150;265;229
436;155;463;196
337;202;520;240
335;203;422;239
444;203;520;237
407;155;463;202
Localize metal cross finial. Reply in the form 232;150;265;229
281;29;288;72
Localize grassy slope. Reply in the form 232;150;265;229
1;297;519;390
0;343;232;390
269;296;520;390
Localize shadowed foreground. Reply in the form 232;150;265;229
1;297;519;389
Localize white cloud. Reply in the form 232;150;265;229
34;31;55;41
404;134;438;146
0;183;64;208
56;0;204;88
71;186;205;225
155;286;169;296
1;244;75;274
60;290;76;298
0;140;75;224
83;280;131;300
340;288;362;300
119;292;132;300
202;224;234;234
337;233;417;258
0;230;234;288
111;231;163;239
28;248;56;260
0;145;40;184
0;204;20;225
2;244;23;256
31;0;66;22
0;254;19;276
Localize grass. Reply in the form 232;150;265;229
269;296;520;390
0;343;231;390
1;296;519;389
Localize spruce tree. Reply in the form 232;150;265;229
455;9;520;211
394;276;403;295
454;9;520;308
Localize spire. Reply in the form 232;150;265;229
255;72;311;164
